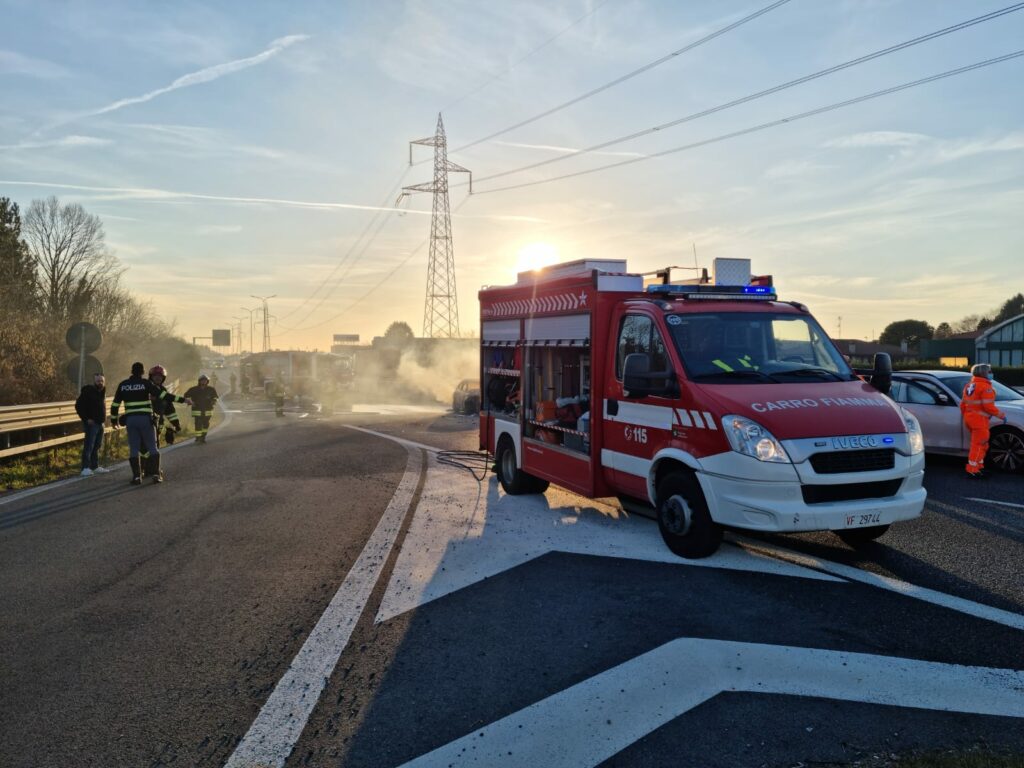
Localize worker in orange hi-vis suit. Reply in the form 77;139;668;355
960;363;1007;478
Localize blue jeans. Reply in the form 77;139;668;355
82;421;104;470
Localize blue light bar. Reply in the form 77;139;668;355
647;283;777;301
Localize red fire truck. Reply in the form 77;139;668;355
478;258;926;558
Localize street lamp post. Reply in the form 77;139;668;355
240;305;258;355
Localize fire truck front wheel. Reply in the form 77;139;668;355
496;437;549;495
656;470;722;559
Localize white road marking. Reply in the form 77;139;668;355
350;404;449;416
346;425;1024;632
731;535;1024;631
343;425;442;455
398;638;1024;768
225;446;423;768
965;496;1024;510
376;457;839;623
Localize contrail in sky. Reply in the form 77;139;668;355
0;179;544;222
42;35;309;130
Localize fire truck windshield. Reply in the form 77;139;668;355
666;311;855;384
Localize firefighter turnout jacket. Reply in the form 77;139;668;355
110;375;186;423
183;385;219;417
152;391;181;429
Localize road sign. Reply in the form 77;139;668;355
66;355;103;386
212;329;231;347
65;322;102;354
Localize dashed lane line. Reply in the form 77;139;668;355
398;638;1024;768
224;445;425;768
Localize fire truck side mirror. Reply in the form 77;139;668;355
623;353;652;398
870;352;893;396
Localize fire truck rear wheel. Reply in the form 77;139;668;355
496;437;549;495
835;524;889;548
656;470;722;559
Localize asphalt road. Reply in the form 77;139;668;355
0;405;408;768
1;401;1021;768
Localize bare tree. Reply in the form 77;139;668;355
22;196;121;320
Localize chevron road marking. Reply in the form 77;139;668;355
730;534;1024;631
398;638;1024;768
375;454;840;623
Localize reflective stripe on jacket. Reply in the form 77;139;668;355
960;376;1005;419
111;376;184;417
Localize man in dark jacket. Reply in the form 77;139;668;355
111;362;191;485
184;374;219;443
75;372;109;476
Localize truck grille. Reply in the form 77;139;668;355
801;479;903;504
809;449;895;474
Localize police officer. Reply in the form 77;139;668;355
111;362;191;484
184;374;219;443
960;363;1008;478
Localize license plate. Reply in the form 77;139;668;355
844;511;884;528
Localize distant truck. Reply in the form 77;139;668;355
478;258;926;558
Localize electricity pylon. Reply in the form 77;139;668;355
398;114;471;339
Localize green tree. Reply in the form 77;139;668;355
879;319;934;347
933;322;953;339
383;321;415;348
0;197;37;310
992;293;1024;324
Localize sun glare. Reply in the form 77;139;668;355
516;242;560;274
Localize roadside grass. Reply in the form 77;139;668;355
1;412;220;492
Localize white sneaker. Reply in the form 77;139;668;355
93;467;111;474
80;468;94;477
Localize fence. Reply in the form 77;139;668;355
0;400;106;460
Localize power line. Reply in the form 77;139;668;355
448;0;792;156
470;2;1024;185
471;49;1024;195
284;197;472;333
276;166;411;323
277;207;401;333
441;0;616;113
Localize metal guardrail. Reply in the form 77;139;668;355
0;400;109;460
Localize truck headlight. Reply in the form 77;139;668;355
903;409;924;455
721;415;791;463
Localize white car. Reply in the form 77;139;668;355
890;370;1024;472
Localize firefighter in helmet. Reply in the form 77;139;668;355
961;363;1007;478
184;374;219;443
147;364;183;445
110;362;191;484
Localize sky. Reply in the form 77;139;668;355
2;0;1022;351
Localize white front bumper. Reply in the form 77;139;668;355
695;451;926;533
